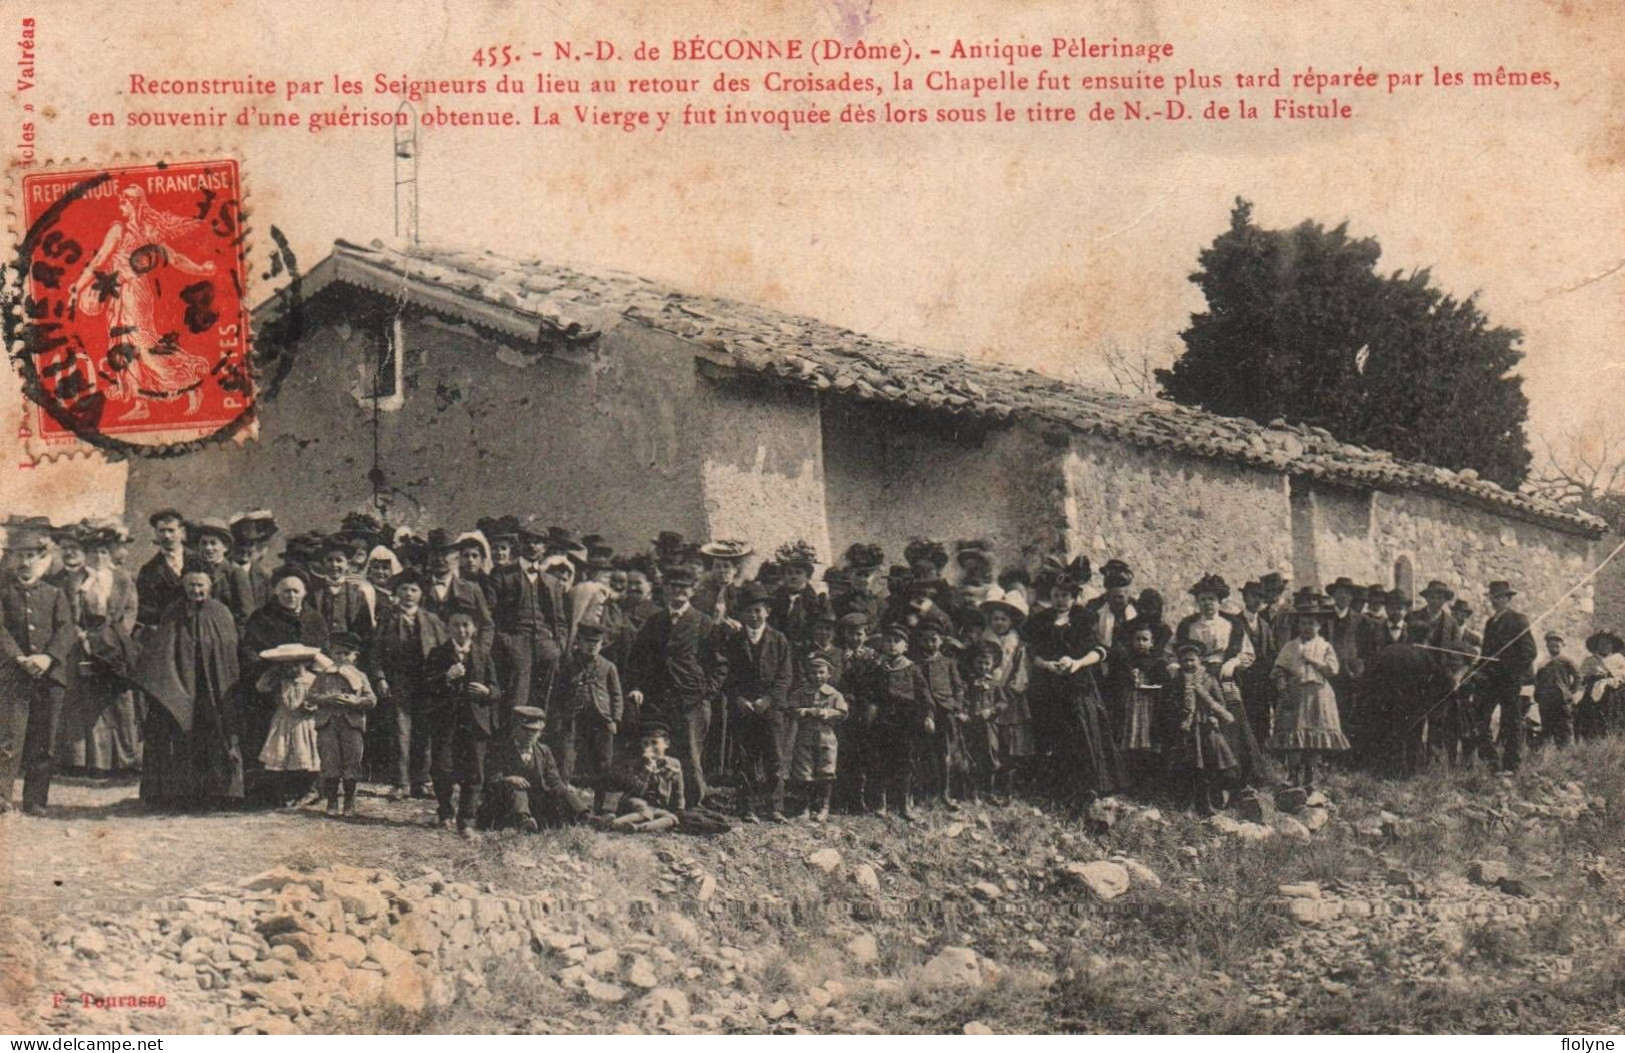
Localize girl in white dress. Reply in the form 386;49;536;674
1270;592;1351;789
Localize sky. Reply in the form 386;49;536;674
5;0;1622;519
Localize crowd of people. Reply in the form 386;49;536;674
1;507;1619;834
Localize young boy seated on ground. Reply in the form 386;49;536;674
478;706;587;832
308;631;377;817
602;723;733;834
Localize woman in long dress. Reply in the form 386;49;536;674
52;522;144;772
1270;591;1351;789
1173;574;1263;787
1022;558;1126;806
240;567;329;805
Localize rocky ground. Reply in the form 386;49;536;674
3;740;1624;1034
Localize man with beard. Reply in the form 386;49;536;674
627;566;723;809
137;570;243;810
0;519;76;815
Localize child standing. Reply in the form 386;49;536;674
426;610;503;836
868;623;932;821
1269;591;1350;790
789;653;848;822
1109;625;1168;793
1578;631;1625;741
914;624;967;811
308;632;377;816
1169;641;1237;816
1533;630;1582;749
255;644;325;804
559;623;623;813
981;594;1032;803
961;642;1005;802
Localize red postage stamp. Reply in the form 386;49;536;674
16;157;253;458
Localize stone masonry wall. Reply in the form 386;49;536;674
123;304;713;554
820;409;1065;575
1371;490;1596;642
1062;434;1294;611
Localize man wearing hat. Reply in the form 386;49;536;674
1235;580;1279;748
135;509;204;632
421;531;492;649
192;517;254;625
627;564;724;810
0;518;76;815
479;706;587;831
1477;581;1538;771
716;581;794;821
1414;581;1467;677
1324;577;1373;725
371;569;450;799
1361;616;1444;774
229;510;279;615
1374;589;1414;650
489;526;567;722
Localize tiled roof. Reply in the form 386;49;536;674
273;239;1604;538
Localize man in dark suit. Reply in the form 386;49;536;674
0;519;77;815
489;528;568;724
628;566;722;809
478;705;586;831
371;572;449;799
1477;580;1538;772
718;582;794;821
135;509;204;633
425;610;502;834
1235;580;1278;748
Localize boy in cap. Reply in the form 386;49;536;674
787;652;848;822
1533;630;1581;749
1169;640;1237;816
427;609;503;835
0;519;76;815
914;622;967;810
961;641;1006;802
604;722;733;834
868;622;933;820
308;631;377;816
480;706;587;831
557;622;623;813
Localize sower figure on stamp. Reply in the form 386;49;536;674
0;518;79;816
719;582;794;822
479;706;587;832
627;565;723;811
1476;581;1537;773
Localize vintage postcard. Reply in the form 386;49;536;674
1;0;1622;1039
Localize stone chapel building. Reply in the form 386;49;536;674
123;239;1606;637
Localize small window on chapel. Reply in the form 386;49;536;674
352;317;405;411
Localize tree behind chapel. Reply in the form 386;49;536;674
1155;199;1532;489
